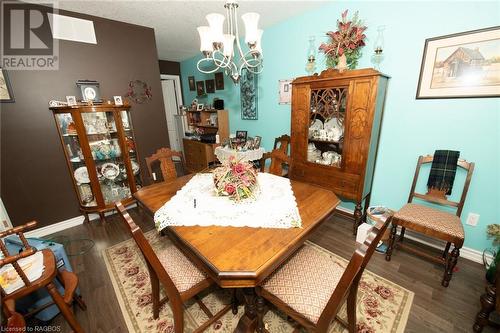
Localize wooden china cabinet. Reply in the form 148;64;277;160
289;68;389;234
50;102;142;221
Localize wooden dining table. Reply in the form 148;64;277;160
134;174;340;332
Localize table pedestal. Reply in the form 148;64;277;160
234;288;258;333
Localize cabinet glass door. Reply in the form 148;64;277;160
307;87;347;168
81;111;131;204
120;110;142;190
55;113;97;207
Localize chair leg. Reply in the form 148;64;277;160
46;282;83;333
442;246;460;287
400;227;406;242
150;272;160;319
231;289;239;315
256;295;265;333
347;283;358;333
385;224;397;261
172;300;184;333
442;242;451;259
473;284;497;332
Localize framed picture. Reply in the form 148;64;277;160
76;80;101;102
240;69;258;120
114;96;123;106
0;68;14;102
205;79;215;93
196;81;205;96
215;72;225;90
236;130;248;141
253;136;262;149
279;79;293;104
416;26;500;99
197;103;204;111
66;96;77;106
188;76;196;91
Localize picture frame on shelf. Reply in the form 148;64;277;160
236;130;248;141
253;136;262;149
215;72;225;90
188;76;196;91
66;96;77;106
205;79;215;93
196;81;205;96
197;103;204;111
76;80;101;102
0;68;14;103
416;26;500;99
114;96;123;106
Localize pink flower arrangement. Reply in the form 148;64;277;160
213;156;258;201
319;9;367;69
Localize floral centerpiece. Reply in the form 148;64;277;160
319;10;367;70
485;224;500;283
213;156;258;202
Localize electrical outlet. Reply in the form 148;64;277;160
466;213;480;226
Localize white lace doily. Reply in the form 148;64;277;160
214;146;265;162
154;173;302;230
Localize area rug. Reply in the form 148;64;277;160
103;231;413;333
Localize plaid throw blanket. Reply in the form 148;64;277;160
427;150;460;195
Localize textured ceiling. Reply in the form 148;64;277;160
53;0;326;61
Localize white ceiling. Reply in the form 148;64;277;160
54;0;326;62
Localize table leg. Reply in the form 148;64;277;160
234;288;257;333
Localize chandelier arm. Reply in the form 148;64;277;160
212;50;232;68
197;57;223;74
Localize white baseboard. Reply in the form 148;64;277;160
24;203;137;238
25;215;86;238
335;206;490;264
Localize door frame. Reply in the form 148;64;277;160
160;74;183;111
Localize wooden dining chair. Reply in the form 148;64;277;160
259;149;290;177
273;134;291;155
385;154;475;287
145;147;186;183
256;218;390;333
115;202;232;333
0;222;86;333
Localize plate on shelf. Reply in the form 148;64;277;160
101;163;120;180
74;166;90;184
309;119;323;131
131;160;140;175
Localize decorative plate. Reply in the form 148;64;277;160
101;163;120;180
131;160;140;175
74;166;90;184
125;80;152;104
309;119;323;131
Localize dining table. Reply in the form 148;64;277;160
134;173;340;332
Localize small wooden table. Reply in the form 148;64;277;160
134;174;340;332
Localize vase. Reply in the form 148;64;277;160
336;54;348;72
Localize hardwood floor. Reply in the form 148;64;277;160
34;208;493;332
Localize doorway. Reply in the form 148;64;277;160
160;75;184;152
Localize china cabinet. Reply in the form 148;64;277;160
50;103;142;221
289;68;389;234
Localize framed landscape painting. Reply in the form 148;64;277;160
416;26;500;99
0;68;14;102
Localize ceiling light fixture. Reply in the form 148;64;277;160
196;1;263;84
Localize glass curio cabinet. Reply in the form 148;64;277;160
290;68;390;234
50;102;142;221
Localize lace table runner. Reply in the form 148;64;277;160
154;173;302;230
214;146;265;162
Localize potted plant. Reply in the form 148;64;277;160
319;10;367;71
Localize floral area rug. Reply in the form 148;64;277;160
103;231;413;333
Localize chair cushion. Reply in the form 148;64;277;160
261;243;345;324
393;203;464;243
157;245;208;293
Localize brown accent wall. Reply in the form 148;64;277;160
1;6;170;228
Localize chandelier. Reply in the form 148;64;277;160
196;1;263;83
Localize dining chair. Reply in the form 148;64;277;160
273;134;291;155
115;202;232;333
256;218;390;333
145;147;186;183
259;149;290;177
0;221;86;333
385;154;474;287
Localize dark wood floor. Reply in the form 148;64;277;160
38;208;493;332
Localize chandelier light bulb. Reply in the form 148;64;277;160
222;34;235;57
197;26;213;53
206;13;225;43
254;29;263;55
242;12;260;44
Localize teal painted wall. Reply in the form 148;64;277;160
181;1;500;252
